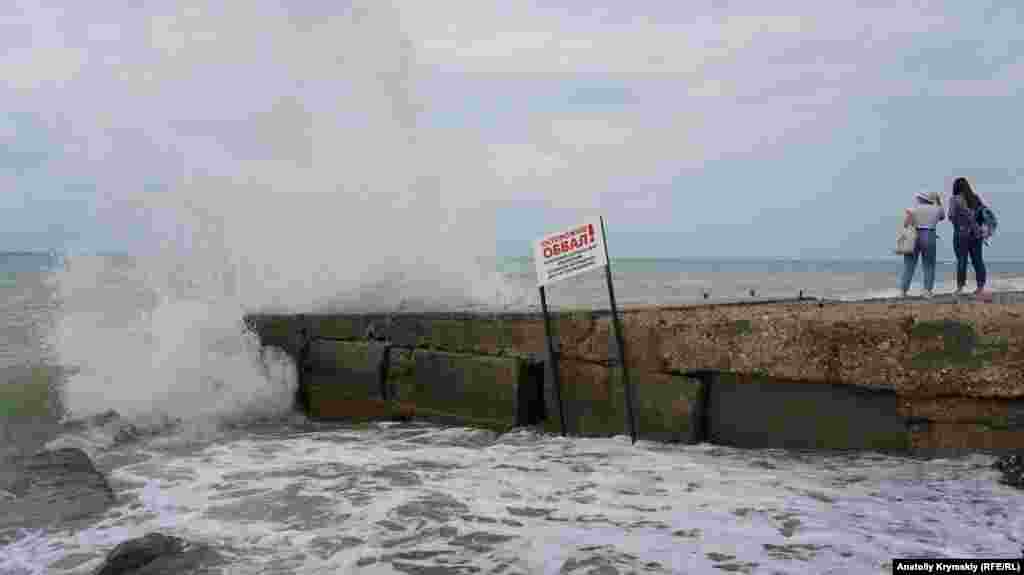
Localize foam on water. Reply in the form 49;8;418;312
3;424;1021;574
837;274;1024;302
50;259;299;427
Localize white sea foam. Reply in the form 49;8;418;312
49;259;298;427
3;425;1021;575
837;274;1024;302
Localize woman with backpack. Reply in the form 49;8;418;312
948;177;990;296
900;190;945;298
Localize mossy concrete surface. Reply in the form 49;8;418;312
544;360;702;443
304;341;388;407
899;397;1024;429
306;398;415;421
385;349;528;430
704;373;909;451
908;319;1010;371
248;294;1024;451
632;371;703;443
246;314;302;357
909;422;1024;455
269;295;1024;400
0;365;62;418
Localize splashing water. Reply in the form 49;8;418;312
27;1;524;426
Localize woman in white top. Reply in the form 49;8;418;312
900;191;945;298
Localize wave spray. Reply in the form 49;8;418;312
40;1;520;426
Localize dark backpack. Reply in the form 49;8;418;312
976;204;998;239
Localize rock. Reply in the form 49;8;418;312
61;409;122;431
112;416;182;445
993;452;1024;489
58;410;181;446
114;423;142;444
0;448;115;544
93;532;222;575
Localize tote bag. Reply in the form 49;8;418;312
894;225;917;255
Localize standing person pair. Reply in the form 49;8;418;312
900;177;992;298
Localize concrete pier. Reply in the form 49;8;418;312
247;292;1024;454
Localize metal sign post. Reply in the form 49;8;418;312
600;217;637;444
533;216;637;442
539;285;568;436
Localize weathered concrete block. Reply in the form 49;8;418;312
899;397;1024;428
385;349;531;430
309;315;367;341
303;341;389;414
704;373;909;451
249;314;303;357
507;317;548;357
544;360;702;442
543;360;611;437
423;318;508;355
386;348;415;404
910;422;1024;455
634;372;704;443
379;315;426;348
250;295;1024;452
332;314;546;357
570;314;675;374
642;301;1024;397
307;398;415;421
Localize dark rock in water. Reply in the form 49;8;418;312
993;452;1024;489
112;416;183;445
114;423;142;444
59;410;181;445
0;448;115;544
92;409;122;427
93;532;222;575
62;409;122;431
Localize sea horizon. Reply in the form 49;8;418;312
10;250;1024;264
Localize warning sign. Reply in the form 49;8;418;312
533;218;608;287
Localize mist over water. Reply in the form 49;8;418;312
41;1;524;424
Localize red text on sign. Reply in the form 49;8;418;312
542;232;591;259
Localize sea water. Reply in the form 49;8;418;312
2;252;1023;574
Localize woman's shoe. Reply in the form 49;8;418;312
953;286;964;296
922;290;934;299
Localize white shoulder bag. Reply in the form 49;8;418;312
894;225;917;255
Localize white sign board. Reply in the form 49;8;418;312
533;218;608;287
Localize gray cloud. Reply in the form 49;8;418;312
4;0;1023;261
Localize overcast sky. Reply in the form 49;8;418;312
3;1;1023;259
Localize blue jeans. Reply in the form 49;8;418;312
901;228;936;293
954;232;986;289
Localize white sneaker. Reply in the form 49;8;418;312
922;290;933;299
953;286;963;296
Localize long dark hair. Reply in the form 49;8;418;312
953;177;980;210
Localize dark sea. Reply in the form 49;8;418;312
2;252;1022;574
